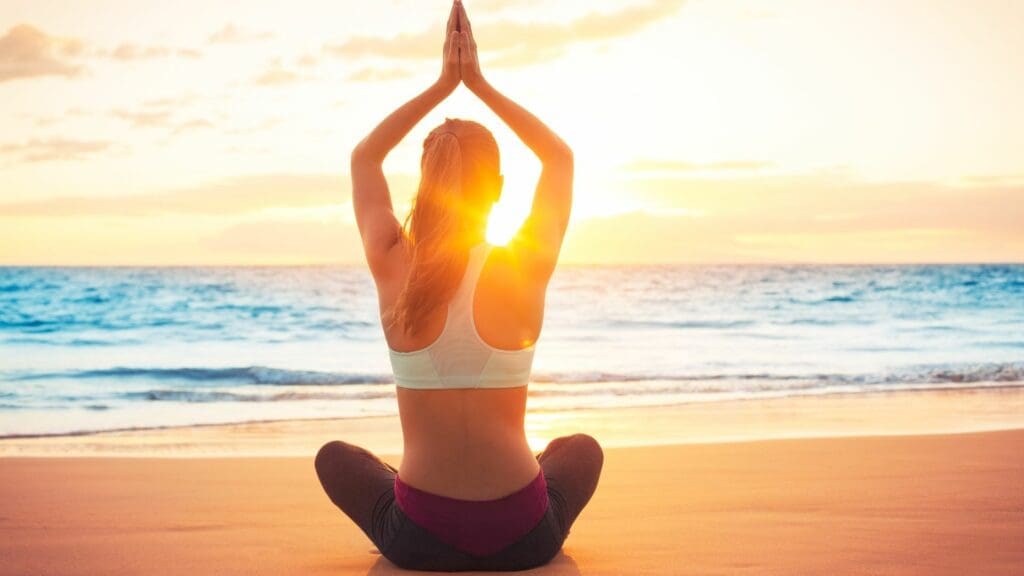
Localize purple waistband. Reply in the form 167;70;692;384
394;470;549;557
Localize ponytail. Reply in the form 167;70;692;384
387;119;501;337
388;132;469;336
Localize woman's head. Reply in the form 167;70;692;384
407;118;502;244
390;118;503;335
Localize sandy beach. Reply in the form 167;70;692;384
2;389;1023;575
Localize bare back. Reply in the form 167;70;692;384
372;243;550;499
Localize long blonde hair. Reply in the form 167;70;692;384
389;118;501;336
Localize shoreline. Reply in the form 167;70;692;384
3;385;1023;457
4;380;1022;441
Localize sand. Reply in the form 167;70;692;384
2;427;1023;575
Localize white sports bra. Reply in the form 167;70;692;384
388;242;536;389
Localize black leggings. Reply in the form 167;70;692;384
314;434;604;572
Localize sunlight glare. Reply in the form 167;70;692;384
486;200;528;245
485;137;538;245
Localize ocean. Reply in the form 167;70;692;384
1;264;1022;437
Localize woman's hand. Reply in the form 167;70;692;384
456;0;486;92
438;1;462;91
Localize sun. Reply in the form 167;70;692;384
483;149;538;246
486;200;526;246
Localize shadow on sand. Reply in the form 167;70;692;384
365;551;582;575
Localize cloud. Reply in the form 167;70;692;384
555;170;1024;264
0;24;85;82
485;45;565;68
110;93;203;131
26;107;93;128
346;66;415;82
4;167;1021;265
325;0;685;67
142;94;198;109
471;0;547;11
0;138;111;163
737;8;780;21
208;23;275;44
251;61;303;86
110;44;170;60
0;173;353;217
960;173;1024;186
253;68;299;85
171;118;214;136
1;24;202;83
226;117;282;136
618;172;1024;239
201;218;363;263
624;159;774;173
106;43;202;61
561;208;1024;264
111;109;173;128
296;53;318;67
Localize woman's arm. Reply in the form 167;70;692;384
457;3;574;273
351;3;461;274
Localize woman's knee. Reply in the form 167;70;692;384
574;435;604;487
315;440;343;475
562;434;604;469
314;440;367;481
569;433;602;456
544;432;598;453
540;434;604;483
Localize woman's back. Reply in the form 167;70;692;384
378;242;548;499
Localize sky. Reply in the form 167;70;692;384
1;0;1022;265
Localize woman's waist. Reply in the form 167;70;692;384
398;438;540;500
396;387;529;434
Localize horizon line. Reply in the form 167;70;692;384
2;260;1023;270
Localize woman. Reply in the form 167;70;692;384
315;1;603;571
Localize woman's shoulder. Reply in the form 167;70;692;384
491;237;560;288
479;243;554;304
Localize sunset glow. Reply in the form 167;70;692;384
1;0;1022;265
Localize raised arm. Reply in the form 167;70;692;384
351;2;462;276
456;2;574;277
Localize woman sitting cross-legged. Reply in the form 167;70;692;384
315;1;603;571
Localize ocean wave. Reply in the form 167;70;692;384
0;280;57;293
8;366;394;386
821;295;857;303
785;293;862;306
7;362;1024;390
532;362;1024;386
924;363;1024;383
0;337;145;347
608;319;756;330
0;316;187;333
527;380;824;398
530;371;794;384
120;388;394;403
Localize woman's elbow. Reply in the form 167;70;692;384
350;139;382;166
545;141;573;167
